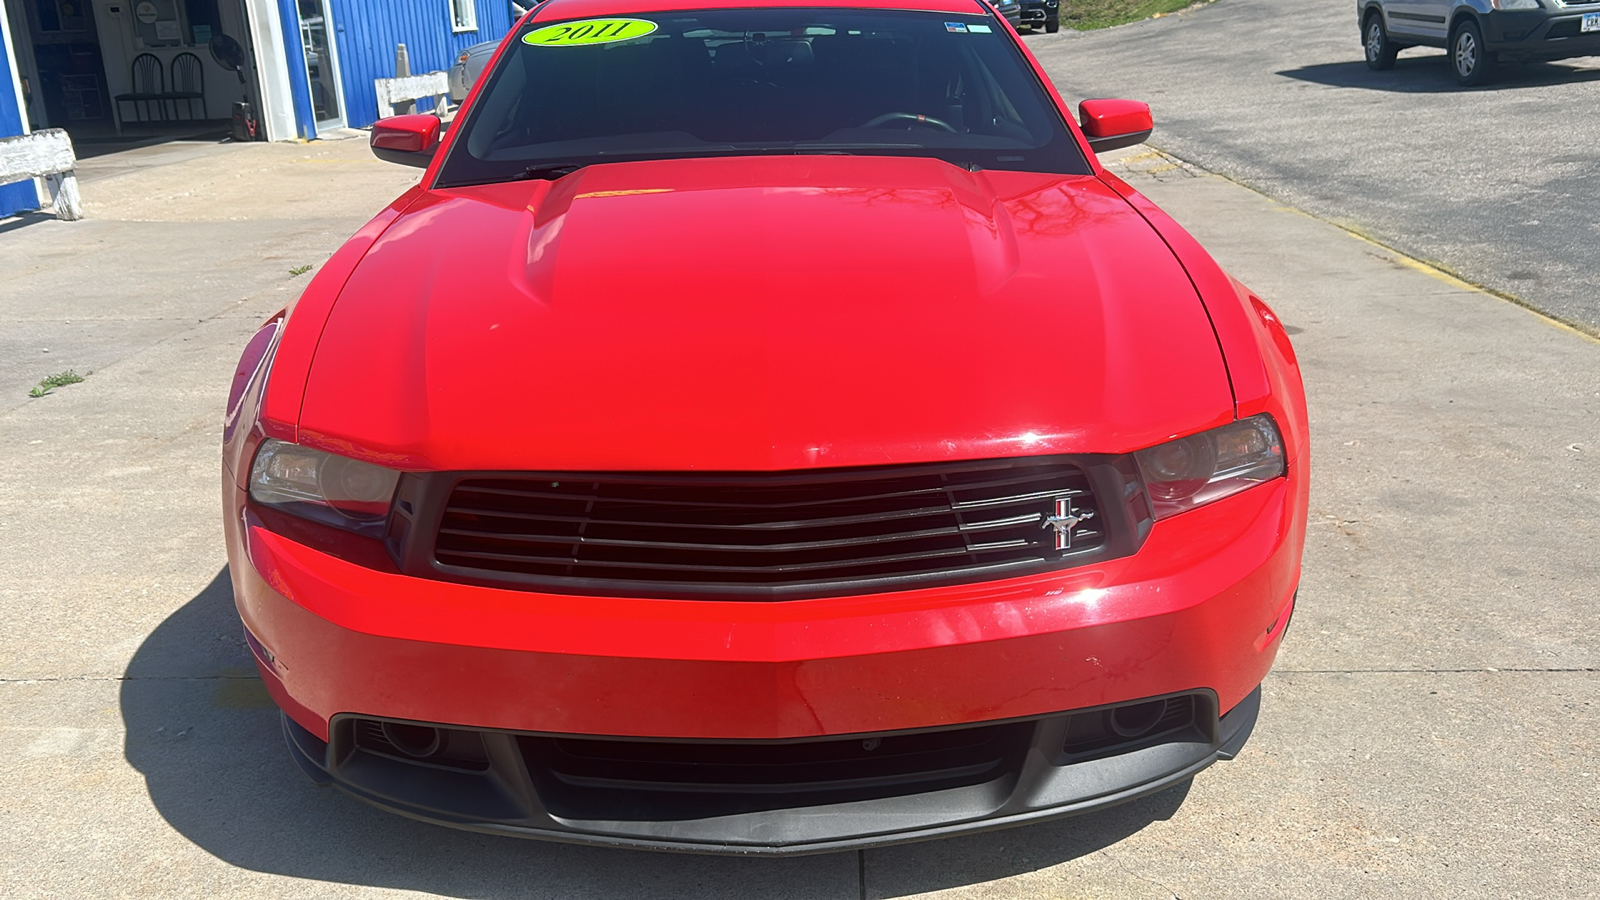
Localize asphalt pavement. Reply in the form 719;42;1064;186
2;104;1598;900
1025;0;1600;334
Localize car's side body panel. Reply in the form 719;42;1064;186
254;186;426;451
1380;0;1452;42
1098;169;1309;604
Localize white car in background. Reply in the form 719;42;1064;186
450;3;537;104
448;39;501;104
1360;0;1600;86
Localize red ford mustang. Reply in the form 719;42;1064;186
223;0;1307;854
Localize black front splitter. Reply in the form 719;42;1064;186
283;688;1260;856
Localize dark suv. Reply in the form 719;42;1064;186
1360;0;1600;86
985;0;1024;29
1020;0;1060;32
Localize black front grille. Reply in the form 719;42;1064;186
426;457;1119;599
520;721;1032;820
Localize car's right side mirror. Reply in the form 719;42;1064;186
1078;99;1154;154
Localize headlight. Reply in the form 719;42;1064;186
1491;0;1540;9
249;439;401;533
1134;415;1286;519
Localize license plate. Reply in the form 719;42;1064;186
1585;13;1600;33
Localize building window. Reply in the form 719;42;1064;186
450;0;478;32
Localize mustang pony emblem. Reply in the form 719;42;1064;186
1041;498;1095;550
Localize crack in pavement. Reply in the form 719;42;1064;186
1096;847;1183;900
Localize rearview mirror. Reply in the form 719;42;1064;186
1077;99;1153;154
371;115;442;168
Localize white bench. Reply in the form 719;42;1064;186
374;72;451;120
0;129;83;221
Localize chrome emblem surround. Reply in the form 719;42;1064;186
1041;497;1095;551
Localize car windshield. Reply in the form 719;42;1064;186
436;7;1090;186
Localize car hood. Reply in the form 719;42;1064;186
298;155;1233;472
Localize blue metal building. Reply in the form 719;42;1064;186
272;0;514;140
1;1;513;217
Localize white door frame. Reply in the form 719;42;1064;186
295;0;346;132
241;0;296;141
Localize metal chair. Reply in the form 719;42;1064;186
115;53;166;122
166;53;206;120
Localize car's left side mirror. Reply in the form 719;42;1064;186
1078;99;1153;154
371;115;442;168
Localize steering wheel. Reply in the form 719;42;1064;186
860;112;959;134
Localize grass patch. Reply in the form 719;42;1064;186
28;370;86;398
289;264;314;276
1062;0;1209;30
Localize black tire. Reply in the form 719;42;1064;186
1450;19;1495;86
1363;12;1398;71
1045;14;1060;33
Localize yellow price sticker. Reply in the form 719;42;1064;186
523;18;658;47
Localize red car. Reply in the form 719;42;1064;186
223;0;1307;854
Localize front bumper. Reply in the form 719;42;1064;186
227;473;1300;849
1020;0;1058;25
230;477;1298;741
447;64;469;104
282;687;1260;855
1484;8;1600;56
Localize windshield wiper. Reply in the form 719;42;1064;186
515;162;588;181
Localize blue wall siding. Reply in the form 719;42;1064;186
279;0;320;139
1;25;41;216
326;0;512;129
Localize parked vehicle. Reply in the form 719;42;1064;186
226;0;1308;855
1021;0;1061;32
447;39;500;104
984;0;1025;30
1360;0;1600;86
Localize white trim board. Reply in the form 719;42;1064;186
243;0;297;141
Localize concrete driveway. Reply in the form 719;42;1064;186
2;135;1597;896
1025;0;1600;334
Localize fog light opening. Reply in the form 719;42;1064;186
381;722;443;759
1108;700;1166;738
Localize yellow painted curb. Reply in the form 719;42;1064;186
1334;228;1600;345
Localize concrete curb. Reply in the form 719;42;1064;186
1121;143;1600;345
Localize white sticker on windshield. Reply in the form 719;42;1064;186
969;23;993;33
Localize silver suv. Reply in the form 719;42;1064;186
1359;0;1600;85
